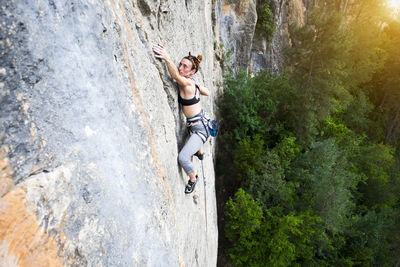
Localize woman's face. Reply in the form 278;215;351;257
178;58;195;78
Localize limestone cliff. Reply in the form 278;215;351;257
0;0;310;266
218;0;310;74
1;1;219;266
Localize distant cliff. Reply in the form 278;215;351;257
218;0;310;73
0;0;308;266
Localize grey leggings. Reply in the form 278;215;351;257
178;122;209;175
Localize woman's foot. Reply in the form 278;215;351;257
194;151;204;160
185;175;198;194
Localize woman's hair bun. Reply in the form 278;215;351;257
185;52;202;72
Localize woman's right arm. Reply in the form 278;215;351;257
153;44;191;87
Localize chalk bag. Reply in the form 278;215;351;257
208;120;220;137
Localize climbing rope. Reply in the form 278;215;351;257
201;159;208;234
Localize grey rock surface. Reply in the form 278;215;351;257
1;0;219;266
217;0;309;74
251;0;309;74
217;0;258;72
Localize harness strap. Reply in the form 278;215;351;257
187;110;210;143
195;131;207;143
187;109;204;123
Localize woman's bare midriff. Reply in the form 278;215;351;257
182;103;202;118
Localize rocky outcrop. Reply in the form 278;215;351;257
218;0;310;74
1;1;219;266
217;0;258;71
251;0;307;73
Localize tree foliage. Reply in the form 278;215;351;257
225;188;322;267
256;0;275;40
225;188;264;266
219;0;400;265
290;139;357;234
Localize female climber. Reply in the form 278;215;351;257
152;44;210;194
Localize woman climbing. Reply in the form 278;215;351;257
152;44;210;194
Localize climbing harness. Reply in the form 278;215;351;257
186;110;210;143
187;110;220;141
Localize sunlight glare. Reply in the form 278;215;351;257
388;0;400;11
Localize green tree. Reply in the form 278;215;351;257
246;151;296;212
342;0;388;91
233;135;266;183
233;136;300;211
368;21;400;144
354;142;396;208
286;5;352;145
260;210;322;266
225;188;264;266
341;91;374;135
272;136;302;170
290;139;357;234
256;0;275;40
225;188;322;266
219;70;292;147
344;208;397;266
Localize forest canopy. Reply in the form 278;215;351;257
218;0;400;266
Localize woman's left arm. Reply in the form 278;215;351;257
153;44;192;87
198;84;210;96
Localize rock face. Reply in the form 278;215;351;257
217;0;258;71
1;1;220;266
218;0;309;74
1;0;310;265
250;0;309;73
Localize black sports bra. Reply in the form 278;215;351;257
178;84;200;106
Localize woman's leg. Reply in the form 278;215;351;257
178;133;204;182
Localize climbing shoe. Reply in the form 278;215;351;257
185;175;198;194
194;151;204;160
